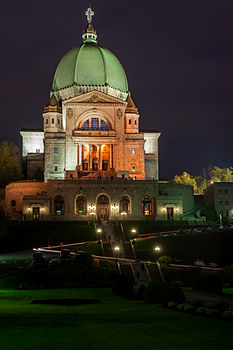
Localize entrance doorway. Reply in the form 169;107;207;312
97;195;110;220
167;207;174;220
33;207;40;221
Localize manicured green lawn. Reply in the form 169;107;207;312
0;221;96;253
0;288;232;350
134;230;233;265
223;288;233;295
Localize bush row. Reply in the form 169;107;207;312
167;301;233;321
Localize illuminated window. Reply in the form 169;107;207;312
54;148;58;154
101;120;109;130
129;119;131;125
54;195;64;215
81;120;89;130
142;196;152;216
91;118;99;130
131;149;135;155
132;166;135;172
76;195;87;215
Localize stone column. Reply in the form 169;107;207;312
99;145;102;170
78;144;82;168
89;144;92;170
110;144;113;169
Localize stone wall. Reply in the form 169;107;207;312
5;182;47;214
157;182;195;220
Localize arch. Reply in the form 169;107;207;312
142;196;152;216
75;195;87;215
54;195;64;215
120;195;131;214
75;109;113;130
96;193;110;220
97;194;110;204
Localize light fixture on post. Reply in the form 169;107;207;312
111;203;119;219
114;246;120;263
154;246;161;261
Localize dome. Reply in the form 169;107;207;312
52;42;128;95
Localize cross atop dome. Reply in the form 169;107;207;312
85;6;94;23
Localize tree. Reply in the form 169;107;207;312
209;165;233;183
0;141;23;188
174;172;197;192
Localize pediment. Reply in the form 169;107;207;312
63;90;127;106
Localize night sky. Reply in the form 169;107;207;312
0;0;232;178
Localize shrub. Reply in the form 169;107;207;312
204;308;220;317
137;285;146;299
144;281;186;305
144;281;171;305
167;301;177;309
196;306;207;315
112;275;133;298
170;284;185;303
222;310;233;321
158;256;172;268
183;304;196;313
192;273;222;295
177;303;188;311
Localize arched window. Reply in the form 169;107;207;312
81;120;89;130
11;200;16;207
97;195;109;204
101;120;109;131
54;195;64;215
142;196;152;216
80;118;110;131
76;195;87;215
120;195;130;213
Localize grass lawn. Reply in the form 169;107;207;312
0;221;96;253
223;288;233;295
134;230;233;265
0;288;232;350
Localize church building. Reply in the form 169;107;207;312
5;8;195;222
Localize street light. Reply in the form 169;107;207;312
131;228;136;234
96;228;102;233
114;246;120;263
154;246;161;261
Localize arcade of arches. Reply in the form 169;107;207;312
55;193;153;219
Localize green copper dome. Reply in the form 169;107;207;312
52;42;128;94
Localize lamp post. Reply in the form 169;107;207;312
154;246;161;261
96;227;102;243
111;203;119;220
114;246;120;263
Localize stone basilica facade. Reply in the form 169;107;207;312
5;9;195;222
